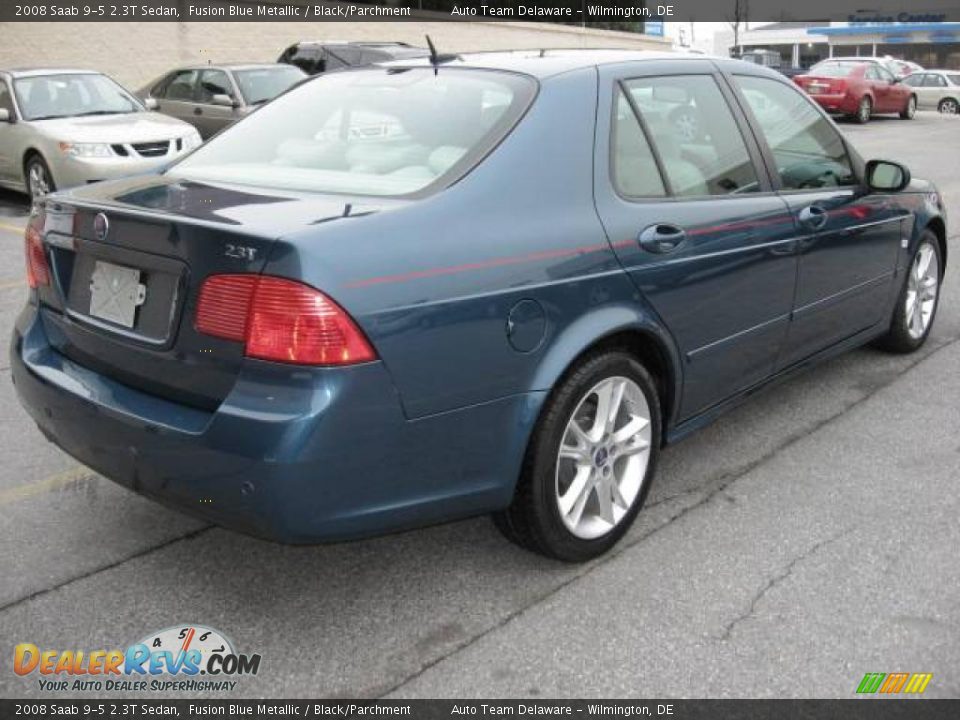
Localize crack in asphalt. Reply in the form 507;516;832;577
716;528;855;642
379;333;960;697
0;525;213;615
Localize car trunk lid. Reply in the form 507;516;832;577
35;175;398;410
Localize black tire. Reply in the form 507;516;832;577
854;96;872;124
900;95;917;119
25;154;55;202
875;231;943;353
493;350;662;562
938;97;959;115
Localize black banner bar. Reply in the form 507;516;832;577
1;0;959;23
3;700;960;720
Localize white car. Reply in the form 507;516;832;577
0;68;202;201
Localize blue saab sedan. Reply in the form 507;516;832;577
12;51;947;561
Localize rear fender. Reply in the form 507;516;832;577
529;301;683;428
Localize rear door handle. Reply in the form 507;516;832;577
638;224;687;254
193;107;203;116
798;204;828;230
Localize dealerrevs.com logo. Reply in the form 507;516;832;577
13;624;262;693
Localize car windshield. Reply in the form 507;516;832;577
809;62;860;77
234;66;306;105
169;68;537;197
14;73;141;121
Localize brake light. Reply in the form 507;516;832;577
195;274;377;366
25;215;50;289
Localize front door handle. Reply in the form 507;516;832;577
638;224;687;254
193;107;203;116
798;204;828;230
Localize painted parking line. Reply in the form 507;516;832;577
0;466;96;507
0;221;25;234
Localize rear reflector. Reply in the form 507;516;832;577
25;217;51;289
195;274;376;366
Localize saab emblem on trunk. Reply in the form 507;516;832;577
94;213;109;242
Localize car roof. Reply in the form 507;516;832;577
380;49;732;79
176;63;294;72
1;68;103;79
925;69;956;74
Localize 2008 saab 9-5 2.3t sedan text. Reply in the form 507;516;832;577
12;51;947;561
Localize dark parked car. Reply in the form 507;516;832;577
13;51;946;561
795;59;917;123
278;41;430;75
137;63;306;138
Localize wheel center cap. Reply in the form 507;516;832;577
594;447;609;467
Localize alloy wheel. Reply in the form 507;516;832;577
940;98;959;114
555;376;652;540
906;96;917;118
27;162;51;202
905;243;940;340
858;98;872;123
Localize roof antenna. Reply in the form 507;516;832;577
539;48;546;58
425;35;459;73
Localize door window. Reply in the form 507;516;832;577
159;70;199;101
610;89;666;198
924;74;948;88
733;75;856;191
875;65;896;83
197;70;233;104
623;75;759;197
903;73;926;87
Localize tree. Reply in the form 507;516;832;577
727;0;750;55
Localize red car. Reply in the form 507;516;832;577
794;60;917;123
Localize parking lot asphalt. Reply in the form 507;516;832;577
0;112;958;700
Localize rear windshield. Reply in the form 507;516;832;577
234;66;305;105
808;62;860;78
169;67;537;197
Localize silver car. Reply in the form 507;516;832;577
0;68;202;201
137;63;306;138
903;70;960;114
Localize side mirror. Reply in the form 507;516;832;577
144;97;158;110
866;159;911;192
211;94;237;108
890;77;901;84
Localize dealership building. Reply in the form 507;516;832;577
726;19;960;70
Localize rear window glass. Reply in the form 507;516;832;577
947;74;960;86
169;68;536;197
809;62;859;78
234;66;305;105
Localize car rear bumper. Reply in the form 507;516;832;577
11;303;541;543
808;93;858;114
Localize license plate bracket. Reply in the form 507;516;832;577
89;260;146;328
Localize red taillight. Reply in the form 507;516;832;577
195;274;377;366
25;216;51;289
195;274;257;341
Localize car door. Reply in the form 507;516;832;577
193;69;239;138
0;78;15;184
729;72;907;368
152;69;200;127
925;72;950;109
864;65;892;111
875;64;907;111
903;73;929;109
594;61;799;421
